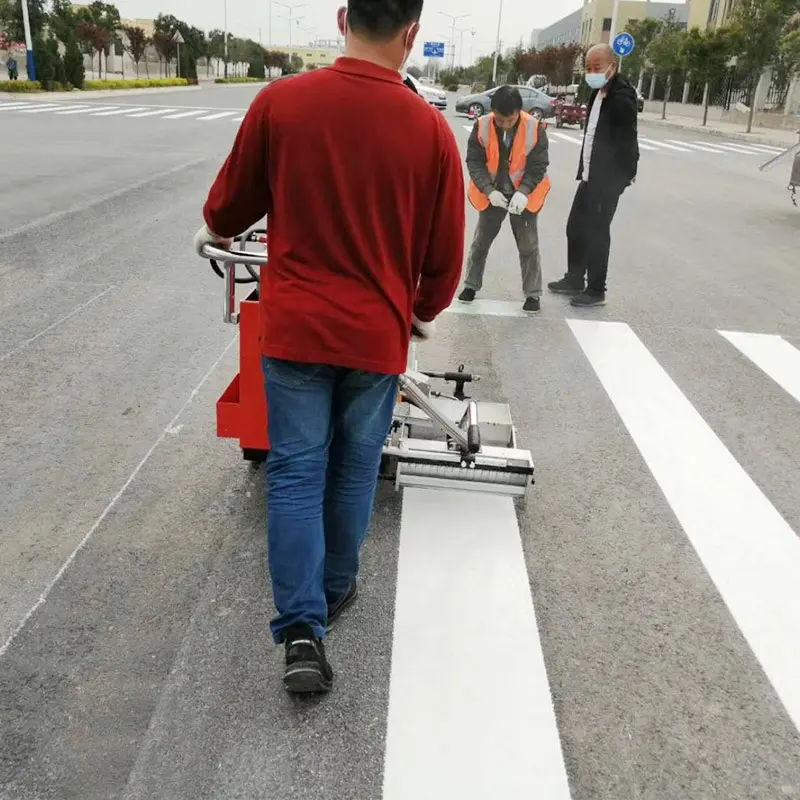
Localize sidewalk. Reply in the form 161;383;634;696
639;110;799;149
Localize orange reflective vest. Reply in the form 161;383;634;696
467;111;551;214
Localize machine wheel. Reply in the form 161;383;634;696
243;448;268;464
468;103;484;118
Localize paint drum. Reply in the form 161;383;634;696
790;153;800;187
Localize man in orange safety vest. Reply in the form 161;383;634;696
458;85;550;313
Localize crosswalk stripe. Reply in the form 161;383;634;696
719;331;800;406
54;106;108;115
670;139;725;154
163;109;207;119
92;106;148;116
196;111;237;121
569;318;800;736
746;144;787;154
383;488;571;799
639;137;691;152
710;142;765;155
0;102;31;110
549;130;582;145
13;104;69;113
637;141;658;150
232;116;244;122
125;108;175;117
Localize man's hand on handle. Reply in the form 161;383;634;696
411;313;436;342
194;224;233;256
508;191;528;215
488;191;509;209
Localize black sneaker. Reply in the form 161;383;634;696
327;580;358;627
458;287;476;302
570;291;606;307
522;297;540;313
283;623;333;694
547;277;584;294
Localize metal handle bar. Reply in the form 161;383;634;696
200;243;269;266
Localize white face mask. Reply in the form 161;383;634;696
399;25;416;73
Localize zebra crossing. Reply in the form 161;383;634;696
460;121;787;160
0;99;246;124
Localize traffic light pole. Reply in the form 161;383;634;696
20;0;36;81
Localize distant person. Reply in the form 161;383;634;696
195;0;464;694
548;43;639;307
458;84;550;313
6;55;18;80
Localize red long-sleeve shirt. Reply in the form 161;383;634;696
203;57;465;375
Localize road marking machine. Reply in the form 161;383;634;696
199;231;535;498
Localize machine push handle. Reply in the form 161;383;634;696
465;400;481;454
198;243;268;325
199;243;269;266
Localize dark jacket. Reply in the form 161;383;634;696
577;72;639;188
467;116;549;199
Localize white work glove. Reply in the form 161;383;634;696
508;191;528;215
411;313;436;342
194;223;233;256
488;190;508;209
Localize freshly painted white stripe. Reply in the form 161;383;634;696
637;141;658;151
711;142;764;155
14;104;70;113
446;298;528;318
232;116;244;122
163;109;206;119
126;108;175;117
670;139;725;154
196;111;237;121
746;144;786;154
382;488;572;800
719;331;800;406
54;106;104;115
93;106;149;116
568;319;800;735
0;102;31;110
639;137;691;152
549;130;582;145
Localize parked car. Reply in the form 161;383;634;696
404;73;447;110
455;85;555;120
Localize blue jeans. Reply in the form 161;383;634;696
261;356;399;644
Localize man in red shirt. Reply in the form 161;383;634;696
195;0;465;693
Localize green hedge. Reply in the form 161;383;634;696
83;78;189;90
215;76;266;84
0;80;42;93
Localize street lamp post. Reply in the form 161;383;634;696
610;0;621;40
491;0;503;85
223;0;228;79
438;12;469;71
276;2;308;49
20;0;36;81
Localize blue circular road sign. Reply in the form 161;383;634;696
612;32;636;57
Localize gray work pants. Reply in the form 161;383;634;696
463;206;542;298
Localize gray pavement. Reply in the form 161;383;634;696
1;84;800;800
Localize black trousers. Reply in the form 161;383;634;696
566;180;624;294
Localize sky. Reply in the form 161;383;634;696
111;0;582;65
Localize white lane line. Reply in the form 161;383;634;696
196;110;237;121
54;106;107;115
14;104;73;113
637;141;658;151
0;333;239;659
446;298;527;317
670;139;725;154
125;108;174;117
382;488;572;800
719;331;800;406
747;144;788;154
0;102;32;110
232;116;244;122
569;319;800;736
163;109;207;119
711;142;765;155
549;130;582;145
0;286;114;364
93;106;149;116
639;137;691;152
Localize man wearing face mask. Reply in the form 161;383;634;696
548;43;639;307
195;0;465;693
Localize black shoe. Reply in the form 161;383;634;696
327;580;358;627
458;287;476;302
522;297;540;313
570;291;606;307
548;277;583;294
283;623;333;694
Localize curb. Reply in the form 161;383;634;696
640;115;797;149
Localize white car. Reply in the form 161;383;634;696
404;73;447;110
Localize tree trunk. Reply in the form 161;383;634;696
702;81;709;126
661;76;668;120
746;73;756;134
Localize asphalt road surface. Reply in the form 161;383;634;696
1;83;799;800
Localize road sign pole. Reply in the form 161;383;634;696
20;0;36;81
610;0;621;41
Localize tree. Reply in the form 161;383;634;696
151;30;176;76
0;0;46;43
681;26;736;125
730;0;797;131
76;21;110;78
76;2;121;78
646;27;688;118
63;33;85;88
778;12;800;76
620;18;662;83
122;26;147;77
49;0;77;45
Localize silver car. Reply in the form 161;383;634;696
455;85;555;120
